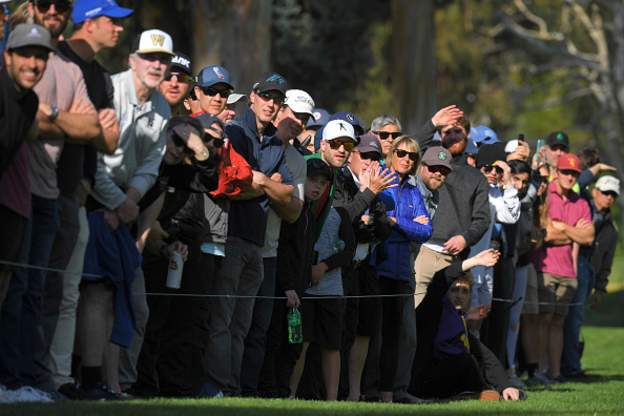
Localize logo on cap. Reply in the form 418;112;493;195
557;132;564;141
266;73;286;84
339;122;347;131
346;113;354;123
213;67;225;80
28;28;42;38
172;56;190;68
568;156;576;167
151;34;165;47
313;111;321;120
438;151;447;161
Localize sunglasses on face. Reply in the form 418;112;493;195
599;190;618;198
257;90;284;105
35;0;71;13
559;169;579;178
394;149;418;162
482;165;503;175
375;131;402;140
426;164;451;175
201;87;231;99
292;112;310;125
137;52;171;64
164;72;192;83
359;151;381;161
328;139;355;152
550;145;568;152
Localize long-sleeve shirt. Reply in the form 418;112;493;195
91;69;170;209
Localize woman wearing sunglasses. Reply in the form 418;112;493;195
370;135;432;403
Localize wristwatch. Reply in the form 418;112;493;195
48;105;59;122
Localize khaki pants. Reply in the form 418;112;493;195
414;245;454;308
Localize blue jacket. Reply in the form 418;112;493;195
371;175;432;281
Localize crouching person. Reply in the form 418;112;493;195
412;249;524;401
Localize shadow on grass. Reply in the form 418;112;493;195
584;290;624;327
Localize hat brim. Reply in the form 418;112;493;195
72;6;134;24
8;42;56;53
136;48;175;56
198;80;234;90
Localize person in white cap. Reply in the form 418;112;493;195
319;119;358;169
89;28;173;396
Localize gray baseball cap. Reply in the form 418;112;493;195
422;146;453;170
6;24;56;53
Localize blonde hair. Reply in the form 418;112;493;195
10;2;32;29
390;135;421;175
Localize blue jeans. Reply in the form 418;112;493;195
0;195;59;388
561;254;594;375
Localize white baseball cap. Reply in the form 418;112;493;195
134;29;174;56
284;89;315;119
595;175;620;196
505;139;519;153
227;93;246;105
322;119;356;142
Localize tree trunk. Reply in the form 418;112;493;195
391;0;436;133
191;0;273;94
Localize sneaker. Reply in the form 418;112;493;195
196;382;224;399
479;389;500;401
549;374;566;384
81;384;121;401
527;371;552;386
506;369;526;389
0;386;54;403
393;390;431;404
58;383;84;400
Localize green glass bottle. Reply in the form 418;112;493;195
287;307;302;344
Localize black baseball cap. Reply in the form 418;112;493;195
546;131;569;150
307;158;333;181
253;73;287;95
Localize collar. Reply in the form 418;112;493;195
237;106;277;141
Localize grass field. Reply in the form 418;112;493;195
2;324;623;416
2;252;623;415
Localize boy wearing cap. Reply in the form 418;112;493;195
0;22;51;314
160;52;193;115
562;174;619;378
534;153;594;382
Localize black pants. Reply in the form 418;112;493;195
136;246;215;396
378;278;413;392
482;257;515;366
0;205;28;308
421;353;488;398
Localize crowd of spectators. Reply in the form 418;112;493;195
0;0;620;404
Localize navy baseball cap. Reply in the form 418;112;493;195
253;73;287;94
196;65;233;89
72;0;133;24
307;108;330;129
330;111;364;136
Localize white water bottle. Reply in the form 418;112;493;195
166;250;184;289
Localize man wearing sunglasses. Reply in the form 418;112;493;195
414;117;490;309
33;0;132;400
561;173;619;379
160;52;193;115
534;153;593;383
203;73;297;397
194;64;233;117
88;28;173;397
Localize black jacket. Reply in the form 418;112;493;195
427;154;491;255
0;66;39;178
413;260;511;395
592;208;617;293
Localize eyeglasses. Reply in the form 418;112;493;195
257;90;285;105
200;86;231;99
394;149;418;162
35;0;71;13
599;190;618;198
374;131;402;140
358;151;381;161
328;139;355;152
425;164;451;175
164;72;192;83
482;164;503;175
559;169;580;178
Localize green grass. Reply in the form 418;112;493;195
2;325;624;415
